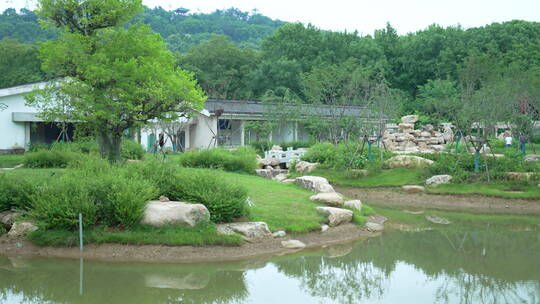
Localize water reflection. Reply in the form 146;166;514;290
0;228;538;304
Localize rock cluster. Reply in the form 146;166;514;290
383;115;453;154
0;211;38;238
295;176;335;193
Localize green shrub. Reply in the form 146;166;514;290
23;150;77;168
30;177;98;230
0;225;6;235
249;140;273;155
0;172;53;211
130;161;248;223
121;139;145;160
301;142;384;170
177;147;257;173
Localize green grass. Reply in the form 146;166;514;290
212;170;374;233
28;224;243;247
426;182;540;199
373;205;540;230
0;154;24;168
291;168;425;188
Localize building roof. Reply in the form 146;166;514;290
0;82;48;98
204;99;381;119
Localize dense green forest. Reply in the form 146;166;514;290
1;6;540;116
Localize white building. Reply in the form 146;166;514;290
0;82;370;153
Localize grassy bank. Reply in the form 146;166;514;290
28;224;243;247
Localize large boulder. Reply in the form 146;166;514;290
258;158;280;168
295;161;318;174
217;222;271;240
255;168;289;180
141;201;210;227
0;211;20;229
316;207;353;227
295;176;335;193
344;200;362;211
402;185;425;194
7;221;38;238
310;192;344;206
426;175;452;186
401;115;419;124
386;155;434;169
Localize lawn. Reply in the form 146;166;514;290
291;168;425;188
0;154;24;168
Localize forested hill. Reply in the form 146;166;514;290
1;6;540;117
0;7;286;50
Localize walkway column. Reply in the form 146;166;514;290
184;125;190;151
240;120;245;146
294;121;298;141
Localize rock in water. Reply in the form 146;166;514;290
310;192;344;206
365;222;384;232
8;222;38;238
401;185;425;194
281;240;306;249
425;215;451;225
272;230;286;238
141;201;210;227
426;175;452;186
217;222;272;240
344;200;362;211
316;207;353;227
295;161;318;174
295;176;335;193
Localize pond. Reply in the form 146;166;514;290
1;228;539;304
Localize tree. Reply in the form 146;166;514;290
0;38;49;88
27;0;206;162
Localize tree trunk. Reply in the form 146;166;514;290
99;131;122;162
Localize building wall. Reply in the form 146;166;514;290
0;93;36;150
191;114;218;149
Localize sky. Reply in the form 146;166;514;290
2;0;540;35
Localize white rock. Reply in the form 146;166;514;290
316;207;353;227
365;222;384;232
271;145;283;151
272;230;286;238
272;173;290;182
281;240;306;249
141;201;210;227
401;185;425;194
398;123;414;130
321;224;329;232
524;154;540;162
401;115;419;124
0;211;20;229
8;222;38;238
295;161;318;174
344;200;362;211
386;155;434;169
310;192;344;206
217;222;271;240
426;175;452;186
295;176;335;193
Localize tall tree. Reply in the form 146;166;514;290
27;0;206;161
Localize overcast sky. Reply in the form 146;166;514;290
3;0;539;35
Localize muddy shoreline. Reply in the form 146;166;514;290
337;186;540;215
0;223;377;264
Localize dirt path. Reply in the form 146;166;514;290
336;186;540;215
0;224;377;264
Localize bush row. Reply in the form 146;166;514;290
0;159;248;229
177;147;258;173
23;139;145;168
249;140;314;155
301;142;393;170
